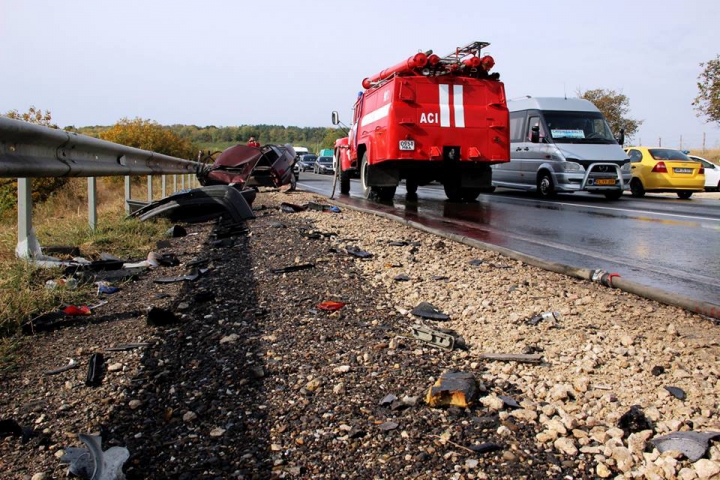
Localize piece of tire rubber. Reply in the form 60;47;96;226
130;185;255;223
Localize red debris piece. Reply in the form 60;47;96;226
62;305;92;316
317;301;346;312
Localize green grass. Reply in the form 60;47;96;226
0;179;170;337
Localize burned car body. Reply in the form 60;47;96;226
199;144;297;189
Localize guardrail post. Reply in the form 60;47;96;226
16;178;41;259
181;175;185;190
162;175;167;198
88;177;97;231
124;176;131;214
147;175;153;201
173;174;177;193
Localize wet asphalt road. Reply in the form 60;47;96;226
297;172;720;306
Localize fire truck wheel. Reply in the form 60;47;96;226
340;168;351;195
360;153;372;198
372;187;397;201
460;188;481;201
405;179;418;195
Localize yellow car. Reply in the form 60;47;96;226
624;147;705;199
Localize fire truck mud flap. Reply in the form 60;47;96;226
366;162;400;187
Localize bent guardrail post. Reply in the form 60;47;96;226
0;116;203;260
124;176;131;215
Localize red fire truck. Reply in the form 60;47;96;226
331;41;510;201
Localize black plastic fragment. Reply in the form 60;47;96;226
665;386;686;401
146;307;180;326
166;225;187;238
469;259;484;266
346;246;373;259
651;365;665;376
618;405;652;435
0;419;23;438
156;253;180;267
469;442;503;454
154;268;206;284
271;264;315;274
411;302;450;321
280;202;306;213
388;241;409;247
431;275;449;281
85;353;104;387
497;395;520;409
394;274;411;282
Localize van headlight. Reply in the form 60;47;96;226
562;162;584;172
621;162;632;172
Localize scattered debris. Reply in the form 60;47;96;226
280;202;307;213
317;301;346;312
411;302;449;321
664;386;687;400
497;395;520;409
431;275;449;281
650;431;720;462
379;394;398;406
469;259;483;266
306;202;341;213
154;268;208;284
378;421;399;431
146;307;180;326
166;225;187;238
618;405;652;435
62;305;92;316
44;359;78;376
346;246;373;259
387;241;409;247
271;264;315;274
526;311;561;326
410;325;457;350
104;343;149;352
147;252;180;267
651;365;665;376
426;370;480;408
60;433;130;480
131;185;255;223
393;274;411;282
468;442;503;454
479;353;543;364
85;353;104;387
96;282;120;295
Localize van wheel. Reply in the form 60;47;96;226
677;191;693;199
604;190;622;200
630;178;645;197
537;172;557;198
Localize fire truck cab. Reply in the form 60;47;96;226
332;42;510;201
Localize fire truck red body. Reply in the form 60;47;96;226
332;42;510;201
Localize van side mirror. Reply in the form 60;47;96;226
530;125;540;144
617;128;625;146
331;111;340;126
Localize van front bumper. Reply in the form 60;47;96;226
554;163;630;192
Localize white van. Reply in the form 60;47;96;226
491;97;631;200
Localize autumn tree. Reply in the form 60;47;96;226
577;89;642;139
100;118;198;159
0;107;66;214
693;54;720;125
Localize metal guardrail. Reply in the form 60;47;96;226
0;116;204;259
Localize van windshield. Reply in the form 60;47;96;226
543;111;617;144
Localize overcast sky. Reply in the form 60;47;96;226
1;0;719;149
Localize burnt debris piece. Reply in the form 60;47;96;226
618;405;653;435
650;431;720;462
44;358;79;376
60;433;130;480
271;263;315;274
664;386;687;401
146;307;180;326
280;202;307;213
410;325;464;350
346;246;373;259
411;302;450;321
85;353;104;387
131;185;255;224
165;225;187;238
426;370;481;408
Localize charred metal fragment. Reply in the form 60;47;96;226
131;186;254;224
411;302;449;321
85;353;104;387
271;264;315;274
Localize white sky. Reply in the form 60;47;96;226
1;0;719;149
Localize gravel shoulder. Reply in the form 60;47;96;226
1;189;719;480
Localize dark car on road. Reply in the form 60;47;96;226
298;154;318;172
313;156;335;175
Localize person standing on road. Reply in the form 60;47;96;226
247;137;260;148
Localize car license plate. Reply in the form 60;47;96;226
674;168;692;174
399;140;415;151
596;178;616;186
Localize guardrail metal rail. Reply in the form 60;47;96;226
0;116;204;259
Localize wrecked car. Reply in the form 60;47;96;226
198;143;297;190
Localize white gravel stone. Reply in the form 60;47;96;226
128;400;142;410
107;362;123;372
209;427;226;437
220;334;240;344
694;459;720;479
183;411;197;422
479;394;504;411
554;437;578;456
595;463;611;478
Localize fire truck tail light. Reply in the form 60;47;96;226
480;55;495;71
